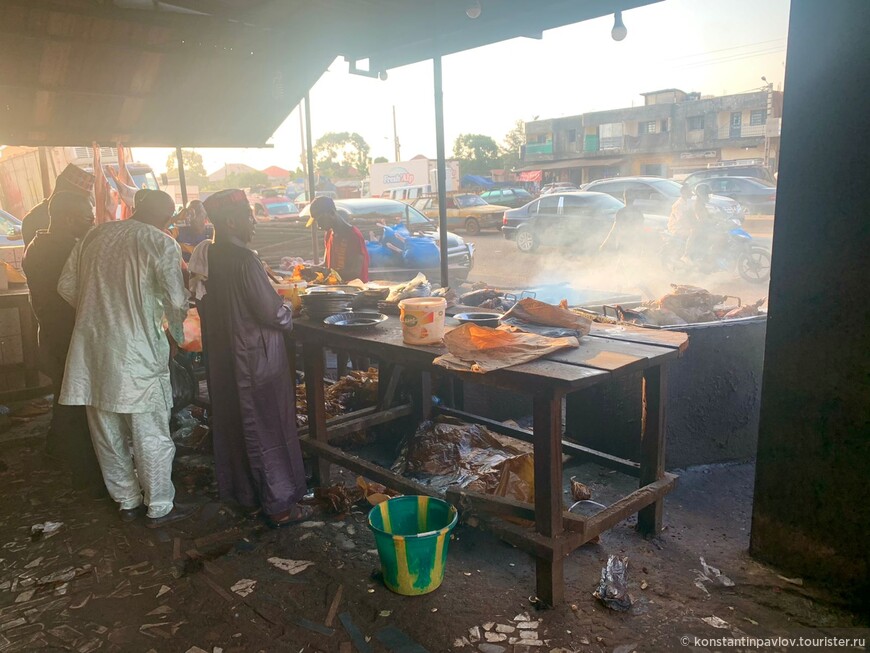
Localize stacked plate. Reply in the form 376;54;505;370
301;290;356;320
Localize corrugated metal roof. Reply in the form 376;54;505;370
0;0;661;147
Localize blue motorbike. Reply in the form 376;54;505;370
661;216;771;284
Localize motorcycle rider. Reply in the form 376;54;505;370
688;183;715;262
667;184;695;262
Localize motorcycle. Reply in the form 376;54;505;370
661;215;771;284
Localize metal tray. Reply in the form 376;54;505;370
322;312;389;329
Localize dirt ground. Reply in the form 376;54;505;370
0;407;866;653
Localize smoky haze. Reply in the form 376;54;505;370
469;216;771;307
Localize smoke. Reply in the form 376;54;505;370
471;230;769;307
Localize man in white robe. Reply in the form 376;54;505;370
58;190;196;528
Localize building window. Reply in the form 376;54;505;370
639;121;657;134
687;115;704;131
750;110;767;126
660;119;669;133
641;163;666;177
567;129;577;143
599;123;624;150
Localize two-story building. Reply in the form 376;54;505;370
518;88;783;186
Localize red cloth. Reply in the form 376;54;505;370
115;144;135;220
92;143;118;225
324;225;369;282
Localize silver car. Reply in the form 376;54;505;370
582;176;746;221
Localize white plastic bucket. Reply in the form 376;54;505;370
398;297;447;345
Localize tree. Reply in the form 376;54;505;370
373;156;389;164
453;133;500;176
166;149;207;185
312;132;371;178
500;120;526;172
204;170;268;192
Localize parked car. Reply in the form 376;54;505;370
582;176;745;220
503;191;635;253
381;185;431;202
411;193;508;235
540;182;578;195
479;187;535;209
689;176;776;215
293;190;338;210
299;198;474;280
0;208;24;247
253;200;300;222
683;165;775;187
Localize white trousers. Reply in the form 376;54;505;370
86;405;175;518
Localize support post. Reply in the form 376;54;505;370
433;55;449;289
37;147;53;198
304;93;319;261
175;147;188;207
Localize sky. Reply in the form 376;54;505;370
134;0;791;177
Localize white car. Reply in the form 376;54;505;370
0;208;24;247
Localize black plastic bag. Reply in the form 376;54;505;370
170;354;197;415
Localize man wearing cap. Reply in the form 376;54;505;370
174;200;213;262
307;196;369;283
22;164;95;247
198;189;310;527
58;190;194;527
22;192;102;490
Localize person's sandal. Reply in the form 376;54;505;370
267;504;314;528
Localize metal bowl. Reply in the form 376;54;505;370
454;312;503;328
323;312;389;329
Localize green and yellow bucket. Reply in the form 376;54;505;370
368;496;458;596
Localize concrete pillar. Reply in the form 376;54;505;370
750;0;870;606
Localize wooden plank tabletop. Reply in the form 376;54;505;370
293;314;683;390
588;322;689;352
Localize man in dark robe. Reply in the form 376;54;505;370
22;192;102;489
200;189;310;527
22;164;95;247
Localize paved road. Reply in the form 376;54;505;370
464;230;771;305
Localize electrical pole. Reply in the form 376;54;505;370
392;105;401;162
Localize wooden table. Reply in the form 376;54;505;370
292;315;688;606
0;287;50;401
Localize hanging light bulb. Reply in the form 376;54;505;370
611;11;627;41
466;0;482;19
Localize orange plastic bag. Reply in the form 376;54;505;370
433;323;579;373
180;308;202;352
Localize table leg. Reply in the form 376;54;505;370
303;342;330;487
638;364;667;535
376;362;401;411
411;370;432;423
286;336;297;378
533;391;565;606
336;350;349;377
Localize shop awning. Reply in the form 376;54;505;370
461;174;494;188
516;157;623;172
0;0;661;147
